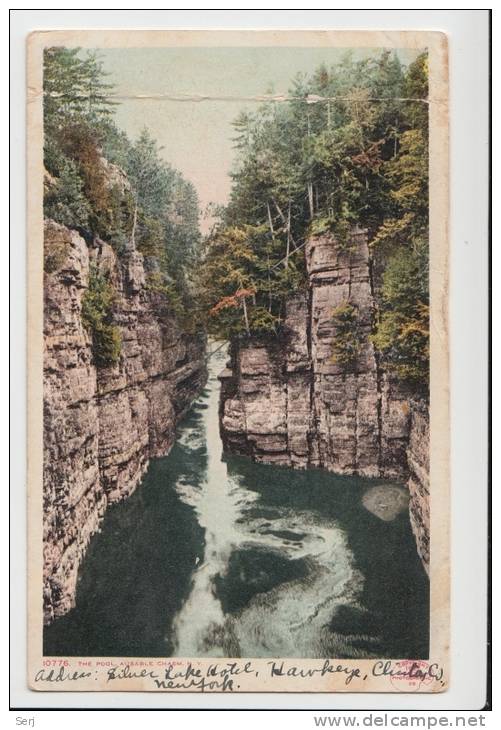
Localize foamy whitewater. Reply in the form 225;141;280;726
172;346;373;659
44;342;428;660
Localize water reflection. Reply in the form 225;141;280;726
44;344;429;659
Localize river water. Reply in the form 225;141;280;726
44;346;429;659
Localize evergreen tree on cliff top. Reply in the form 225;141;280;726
200;51;429;389
43;47;201;315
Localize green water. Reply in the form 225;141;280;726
44;347;429;659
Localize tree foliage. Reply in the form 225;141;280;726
81;267;122;367
43;47;201;314
43;46;430;387
371;243;429;384
43;47;115;137
198;50;429;388
331;302;363;369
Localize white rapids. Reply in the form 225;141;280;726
170;344;377;659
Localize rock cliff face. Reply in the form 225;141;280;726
43;220;207;624
407;400;430;574
219;229;430;571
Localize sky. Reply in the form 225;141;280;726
96;47;421;232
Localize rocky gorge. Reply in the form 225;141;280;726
42;219;429;634
40;46;433;661
42;219;207;624
219;229;430;573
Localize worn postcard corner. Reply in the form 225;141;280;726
27;29;449;696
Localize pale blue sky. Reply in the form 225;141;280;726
95;46;421;228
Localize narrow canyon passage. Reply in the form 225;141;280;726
44;345;429;660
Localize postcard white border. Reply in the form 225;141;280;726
10;8;489;711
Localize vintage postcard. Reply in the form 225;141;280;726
27;29;449;694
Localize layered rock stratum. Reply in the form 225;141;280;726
43;220;207;624
219;229;430;573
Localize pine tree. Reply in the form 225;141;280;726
199;50;430;387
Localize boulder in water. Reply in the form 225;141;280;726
362;484;409;522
